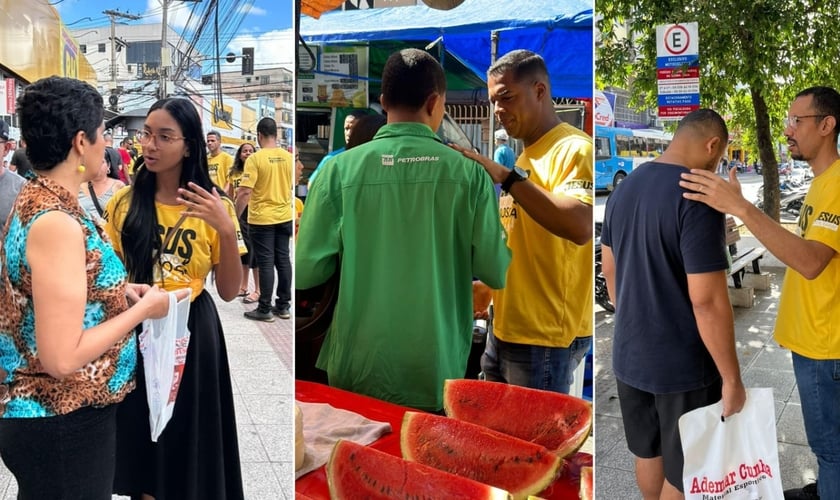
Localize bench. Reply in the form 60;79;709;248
725;216;769;306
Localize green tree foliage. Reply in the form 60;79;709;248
597;0;840;220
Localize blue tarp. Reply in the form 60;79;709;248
300;0;593;99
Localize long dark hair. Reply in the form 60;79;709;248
229;142;255;178
118;98;217;284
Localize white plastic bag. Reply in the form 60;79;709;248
138;290;191;442
679;387;784;500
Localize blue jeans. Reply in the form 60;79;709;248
480;331;592;394
792;352;840;498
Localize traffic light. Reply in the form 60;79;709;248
242;47;254;76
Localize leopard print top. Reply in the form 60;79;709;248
0;176;137;417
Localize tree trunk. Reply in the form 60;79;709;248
750;87;780;221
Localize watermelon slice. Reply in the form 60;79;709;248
327;439;512;499
401;411;561;500
443;379;592;457
580;466;593;500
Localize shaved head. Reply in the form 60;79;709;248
674;109;729;147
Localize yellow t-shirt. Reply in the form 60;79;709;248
239;147;293;225
207;151;233;189
775;159;840;358
124;156;136;176
493;123;594;348
228;169;245;198
294;197;304;237
104;186;247;300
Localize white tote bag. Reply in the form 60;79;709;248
138;290;192;442
679;387;784;500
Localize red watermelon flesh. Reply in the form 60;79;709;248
401;411;561;500
580;466;593;500
443;379;592;457
327;439;512;500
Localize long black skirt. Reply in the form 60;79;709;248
113;290;244;500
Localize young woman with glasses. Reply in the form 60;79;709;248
105;97;246;500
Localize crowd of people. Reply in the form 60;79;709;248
0;72;298;497
4;39;835;500
296;48;593;411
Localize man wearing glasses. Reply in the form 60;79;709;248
0;121;25;231
680;86;840;500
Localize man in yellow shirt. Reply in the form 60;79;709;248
235;118;293;321
681;86;840;500
455;50;593;394
207;130;233;189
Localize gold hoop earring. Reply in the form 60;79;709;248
77;164;86;173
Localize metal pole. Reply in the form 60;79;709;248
109;15;117;88
102;10;141;105
488;30;498;156
160;0;169;99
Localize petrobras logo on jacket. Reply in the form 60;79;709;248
397;155;440;164
381;154;440;167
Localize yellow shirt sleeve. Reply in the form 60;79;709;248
211;197;248;264
103;186;132;257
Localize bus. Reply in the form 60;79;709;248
595;125;673;191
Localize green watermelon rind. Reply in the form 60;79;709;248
326;439;512;500
443;379;593;458
400;411;561;500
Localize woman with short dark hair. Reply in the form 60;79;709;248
0;76;179;499
106;97;246;500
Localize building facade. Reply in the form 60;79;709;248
0;2;97;137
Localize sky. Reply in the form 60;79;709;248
55;0;295;72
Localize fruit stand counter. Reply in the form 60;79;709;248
294;380;592;499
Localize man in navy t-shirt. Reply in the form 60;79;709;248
600;108;746;499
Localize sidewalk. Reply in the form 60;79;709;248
0;282;295;499
594;261;818;497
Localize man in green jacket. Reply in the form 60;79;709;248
296;48;510;412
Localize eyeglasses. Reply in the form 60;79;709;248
784;114;826;129
136;130;185;146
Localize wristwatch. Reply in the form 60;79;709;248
501;166;529;193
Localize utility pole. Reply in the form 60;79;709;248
160;0;170;99
103;10;141;91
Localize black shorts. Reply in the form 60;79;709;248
616;378;722;491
